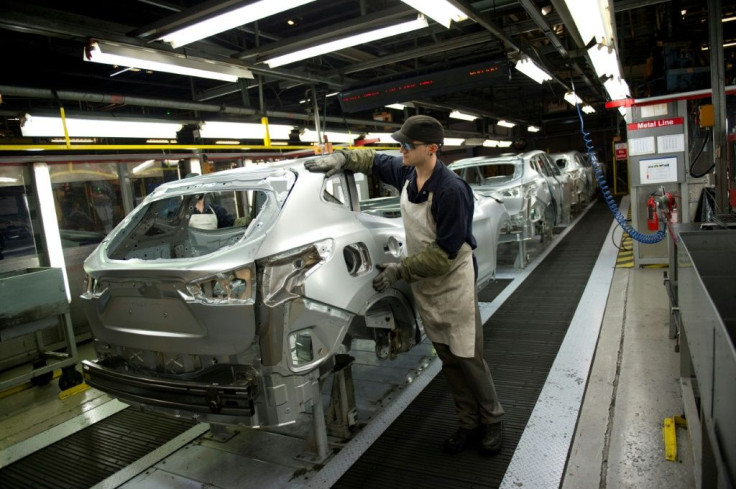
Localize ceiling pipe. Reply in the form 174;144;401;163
0;85;401;129
444;0;572;94
517;0;602;97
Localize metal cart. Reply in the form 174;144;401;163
0;267;82;391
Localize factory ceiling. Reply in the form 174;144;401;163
0;0;730;149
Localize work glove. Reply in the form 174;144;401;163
373;262;405;292
304;149;376;176
304;152;348;178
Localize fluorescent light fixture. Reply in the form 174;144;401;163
449;110;479;121
603;77;631;101
215;140;242;145
541;5;553;16
497;120;516;128
515;55;552;84
498;140;513;148
582;105;596;114
587;43;621;79
723;16;736;22
50;137;96;143
527;125;540;132
463;137;485;146
21;114;182;138
301;129;355;143
564;0;615;45
564;91;583;106
146;139;177;144
264;16;428;68
132;160;156;175
444;138;465;146
400;0;468;28
0;177;20;184
702;41;736;50
385;103;407;110
160;0;316;48
483;139;511;148
199;121;293;140
84;40;253;82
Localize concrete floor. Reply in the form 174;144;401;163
0;205;698;488
563;266;695;489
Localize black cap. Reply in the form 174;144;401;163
391;115;444;145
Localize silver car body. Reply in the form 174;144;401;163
550;150;595;207
448;153;551;240
527;150;572;227
80;158;508;428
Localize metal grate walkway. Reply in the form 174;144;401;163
0;408;196;489
332;199;612;488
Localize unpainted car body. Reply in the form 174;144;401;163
526;150;572;227
550;150;595;207
80;158;508;428
448;153;553;240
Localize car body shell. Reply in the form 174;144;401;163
526;150;572;227
80;158;508;427
448;153;552;240
550;150;595;207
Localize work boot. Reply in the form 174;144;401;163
479;422;503;456
443;427;481;454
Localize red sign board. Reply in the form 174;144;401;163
615;143;628;160
627;117;684;131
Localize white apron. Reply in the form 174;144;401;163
400;181;477;358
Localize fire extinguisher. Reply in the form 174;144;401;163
647;195;659;231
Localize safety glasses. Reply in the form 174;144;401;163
399;141;428;151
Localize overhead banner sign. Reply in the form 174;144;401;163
339;59;507;113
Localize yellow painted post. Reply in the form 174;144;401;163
60;107;71;148
261;117;271;147
663;416;677;461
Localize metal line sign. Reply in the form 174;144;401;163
627;117;684;131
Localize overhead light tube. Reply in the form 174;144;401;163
564;91;584;106
198;121;293;140
264;16;429;68
497;120;516;128
527;125;540;132
587;43;621;79
399;0;468;28
21;114;183;138
161;0;317;48
449;110;479;121
515;55;552;84
563;0;615;45
444;138;466;146
84;40;253;82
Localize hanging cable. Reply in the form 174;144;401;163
574;100;666;244
688;128;713;178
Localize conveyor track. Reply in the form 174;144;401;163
332;200;612;488
0;408;195;489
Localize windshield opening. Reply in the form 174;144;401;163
106;188;273;260
461;163;519;186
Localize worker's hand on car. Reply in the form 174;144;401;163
303;152;347;178
373;263;403;292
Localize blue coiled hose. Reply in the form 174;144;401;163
576;103;666;244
